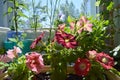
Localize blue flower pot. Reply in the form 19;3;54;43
7;31;22;40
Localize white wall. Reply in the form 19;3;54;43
90;0;97;16
0;1;13;27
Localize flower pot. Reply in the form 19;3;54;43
3;39;33;54
7;31;22;40
4;40;16;50
22;39;33;54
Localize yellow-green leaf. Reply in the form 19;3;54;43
95;1;101;6
67;16;75;23
107;2;114;11
8;7;12;13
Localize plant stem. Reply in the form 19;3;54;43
32;0;37;37
13;0;18;37
48;0;59;43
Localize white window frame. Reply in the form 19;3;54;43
89;0;99;17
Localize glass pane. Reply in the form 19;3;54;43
0;0;97;28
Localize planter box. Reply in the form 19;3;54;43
3;39;33;54
105;70;120;80
40;65;74;74
40;65;120;80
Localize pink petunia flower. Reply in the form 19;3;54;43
95;52;114;69
0;54;11;63
7;46;22;59
58;24;65;31
56;24;66;35
70;16;93;33
26;52;44;74
86;50;97;60
30;32;45;49
74;58;91;76
0;54;11;76
56;32;77;49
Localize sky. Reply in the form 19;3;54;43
23;0;90;28
36;0;84;13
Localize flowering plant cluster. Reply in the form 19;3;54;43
29;16;119;80
0;46;45;80
0;16;120;80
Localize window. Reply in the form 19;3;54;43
0;0;98;28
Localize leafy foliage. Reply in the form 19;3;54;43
0;56;33;80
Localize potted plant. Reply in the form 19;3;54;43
3;0;32;53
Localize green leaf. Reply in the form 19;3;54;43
95;1;101;6
0;62;5;65
67;16;75;23
8;7;12;13
0;66;5;69
19;4;29;10
104;20;109;25
96;14;100;17
8;38;18;43
17;41;24;48
0;62;9;69
18;11;28;18
21;33;27;39
15;1;19;7
107;2;114;11
64;27;71;33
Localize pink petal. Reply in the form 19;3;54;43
14;46;22;53
81;16;87;23
70;22;75;30
7;50;15;59
84;24;92;32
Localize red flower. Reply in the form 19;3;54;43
52;24;65;43
70;16;93;33
26;52;44;74
74;58;91;76
86;50;97;60
30;32;45;49
95;52;114;69
56;32;77;49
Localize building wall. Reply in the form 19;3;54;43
0;0;4;27
0;1;13;27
